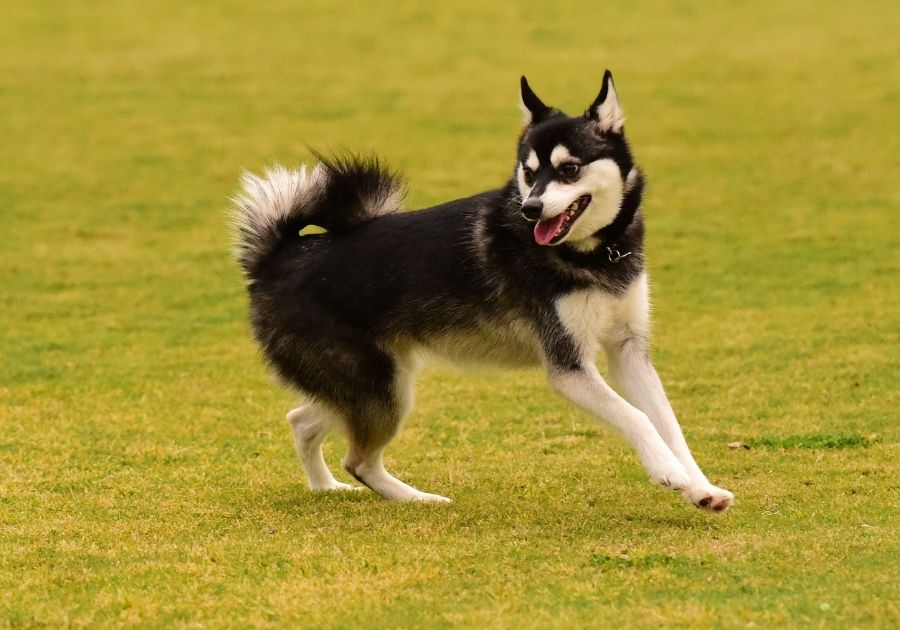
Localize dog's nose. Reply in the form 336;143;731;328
521;198;543;222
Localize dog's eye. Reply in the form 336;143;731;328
558;163;580;179
522;166;535;187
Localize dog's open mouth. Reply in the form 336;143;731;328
533;195;592;246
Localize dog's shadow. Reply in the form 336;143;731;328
262;481;373;513
250;479;455;526
247;478;725;537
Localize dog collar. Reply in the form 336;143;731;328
605;245;632;263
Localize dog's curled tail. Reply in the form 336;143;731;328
231;155;404;277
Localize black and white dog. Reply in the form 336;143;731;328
232;71;734;511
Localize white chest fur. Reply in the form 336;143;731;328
555;272;650;354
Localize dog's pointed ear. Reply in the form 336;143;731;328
520;76;550;126
587;70;625;134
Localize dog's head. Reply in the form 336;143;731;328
515;70;637;249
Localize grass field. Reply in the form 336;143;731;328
2;0;899;627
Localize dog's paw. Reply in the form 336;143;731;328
639;444;692;491
683;484;734;512
410;491;452;504
647;463;692;491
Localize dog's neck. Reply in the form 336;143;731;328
596;167;644;249
563;167;644;257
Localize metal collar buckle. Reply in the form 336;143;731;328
606;245;632;263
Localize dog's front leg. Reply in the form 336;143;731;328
547;362;692;493
605;337;734;511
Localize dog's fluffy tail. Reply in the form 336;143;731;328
231;155;404;278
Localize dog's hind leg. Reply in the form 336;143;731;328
341;351;450;503
344;443;450;503
287;403;356;491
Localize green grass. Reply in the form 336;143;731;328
2;0;898;627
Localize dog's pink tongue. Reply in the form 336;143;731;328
534;213;566;246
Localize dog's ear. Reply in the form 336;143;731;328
587;70;625;134
520;76;551;126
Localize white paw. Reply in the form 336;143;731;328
410;491;452;504
309;480;360;492
638;441;692;491
647;462;692;491
683;484;734;512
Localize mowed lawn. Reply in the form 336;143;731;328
1;0;898;627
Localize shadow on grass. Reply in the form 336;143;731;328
249;480;456;521
618;509;730;531
589;552;696;572
750;433;872;450
263;482;376;513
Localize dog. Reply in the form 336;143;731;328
232;70;734;511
